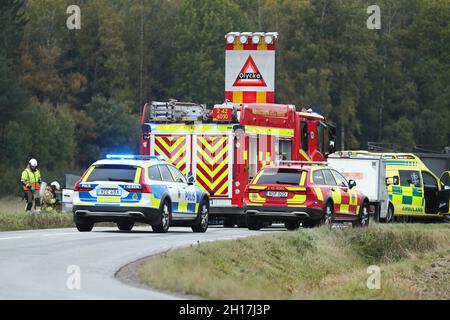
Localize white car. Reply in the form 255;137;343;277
72;155;210;233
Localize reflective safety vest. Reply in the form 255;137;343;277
21;167;41;191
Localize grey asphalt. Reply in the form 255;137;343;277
0;225;277;300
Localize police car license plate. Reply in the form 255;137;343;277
98;188;121;196
266;191;288;198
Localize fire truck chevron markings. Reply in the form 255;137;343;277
155;137;185;154
197;148;228;166
197;137;227;154
155;144;186;165
195;169;228;192
197;161;228;178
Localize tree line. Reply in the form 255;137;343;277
0;0;449;194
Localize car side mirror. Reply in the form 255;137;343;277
386;176;399;186
186;172;195;185
393;176;399;185
348;179;356;189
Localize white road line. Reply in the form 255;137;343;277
42;232;79;237
0;236;24;241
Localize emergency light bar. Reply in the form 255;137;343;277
106;154;165;161
279;160;328;166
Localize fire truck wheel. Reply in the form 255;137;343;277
246;215;262;231
192;199;209;233
152;200;171;233
284;221;301;230
75;220;94;232
353;202;370;228
236;216;247;228
223;216;236;228
117;221;134;231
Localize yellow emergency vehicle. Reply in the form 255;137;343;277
340;151;450;221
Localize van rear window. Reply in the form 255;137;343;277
255;168;303;185
85;165;138;182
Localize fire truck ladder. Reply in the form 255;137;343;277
149;99;209;122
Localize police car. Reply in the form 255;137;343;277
243;162;370;230
72;155;210;233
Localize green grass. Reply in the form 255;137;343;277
0;196;75;231
137;223;450;299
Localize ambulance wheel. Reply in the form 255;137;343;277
353;202;369;228
223;216;236;228
75;220;94;232
117;221;134;231
246;215;262;230
285;221;301;230
152;200;171;233
192;199;209;233
385;204;394;223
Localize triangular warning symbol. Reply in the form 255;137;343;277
233;55;267;87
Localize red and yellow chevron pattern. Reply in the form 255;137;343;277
154;135;187;174
196;136;229;197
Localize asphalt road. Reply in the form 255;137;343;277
0;225;275;300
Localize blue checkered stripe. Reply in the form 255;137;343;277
172;188;206;213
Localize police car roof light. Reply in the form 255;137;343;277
106;154;165;161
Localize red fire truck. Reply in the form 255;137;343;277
140;100;336;226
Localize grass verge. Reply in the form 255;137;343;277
0;196;74;231
0;211;74;231
137;223;450;299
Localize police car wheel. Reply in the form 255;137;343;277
76;220;94;232
117;221;134;231
353;202;369;228
152;200;171;233
192;199;209;233
246;215;262;231
285;221;301;230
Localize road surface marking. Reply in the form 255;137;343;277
0;236;24;241
43;232;79;237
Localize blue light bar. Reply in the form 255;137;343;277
106;154;165;161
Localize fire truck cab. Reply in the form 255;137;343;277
140;100;336;225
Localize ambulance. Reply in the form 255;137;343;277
339;151;450;221
140;100;336;226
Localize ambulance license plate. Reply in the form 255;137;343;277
266;191;288;198
98;188;121;196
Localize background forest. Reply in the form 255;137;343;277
0;0;449;194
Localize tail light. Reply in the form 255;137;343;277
74;180;94;192
305;186;315;196
139;169;152;193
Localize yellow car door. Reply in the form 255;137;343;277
389;169;423;215
438;171;450;214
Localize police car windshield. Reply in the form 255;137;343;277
86;165;137;183
256;168;304;185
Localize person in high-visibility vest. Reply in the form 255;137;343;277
41;181;61;212
21;158;42;212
